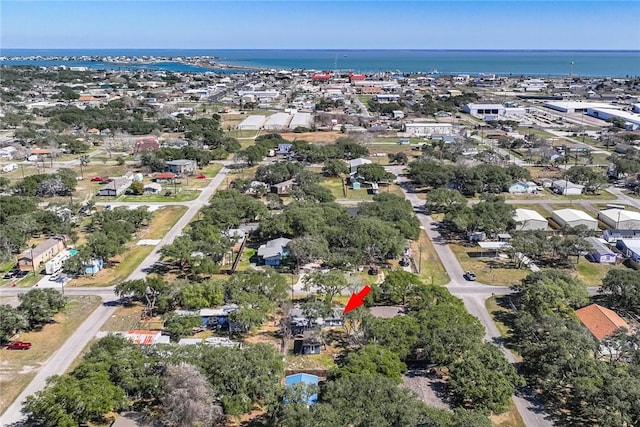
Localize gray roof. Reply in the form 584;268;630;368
585;236;615;256
166;159;196;166
257;237;291;258
19;237;64;260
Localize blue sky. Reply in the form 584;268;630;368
2;1;639;49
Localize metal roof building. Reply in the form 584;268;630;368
514;208;548;231
598;209;640;230
237;115;266;130
289;112;313;129
551;208;598;230
263;113;293;130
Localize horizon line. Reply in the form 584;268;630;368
2;48;639;52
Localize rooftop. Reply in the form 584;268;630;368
514;208;548;223
552;208;596;223
575;304;630;341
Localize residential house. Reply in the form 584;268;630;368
124;330;170;345
18;237;66;271
166;159;197;175
508;181;539;194
276;143;293;156
0;146;17;159
603;229;640;243
616;239;640;262
271;179;296;195
552;179;584;196
85;258;104;275
575;304;630;341
154;172;177;183
134;137;160;153
143;183;162;194
175;305;239;329
284;374;319;405
98;178;132;197
585;237;617;264
293;331;322;355
349;157;372;174
257;237;291;266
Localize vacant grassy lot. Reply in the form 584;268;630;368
449;243;528;286
120;189;200;203
412;230;449;286
574;257;625;287
0;296;102;415
321;177;405;202
140;206;188;240
72;245;154;287
100;303;146;332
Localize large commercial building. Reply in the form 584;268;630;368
598;209;640;230
514;208;548;231
289;112;313;129
403;122;454;137
237;115;266;130
543;101;623;114
551;209;598;230
587;108;640;131
263;113;292;130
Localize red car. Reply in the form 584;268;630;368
90;176;103;182
6;341;32;350
196;174;207;179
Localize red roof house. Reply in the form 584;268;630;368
575;304;630;341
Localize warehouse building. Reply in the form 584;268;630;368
598;209;640;230
237;115;266;130
514;208;548;231
403;122;453;137
587;108;640;131
543;101;622;114
551;209;598;230
289;112;313;129
263;113;292;130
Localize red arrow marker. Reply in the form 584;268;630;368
343;285;371;314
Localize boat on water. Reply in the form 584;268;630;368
427;68;439;75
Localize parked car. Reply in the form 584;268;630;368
164;191;172;197
6;341;32;350
399;258;410;267
3;271;16;279
463;271;477;281
14;270;28;278
90;176;103;182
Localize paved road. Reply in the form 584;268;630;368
387;165;555;427
0;165;231;425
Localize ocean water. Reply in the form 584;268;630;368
1;49;638;77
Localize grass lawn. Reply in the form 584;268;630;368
235;248;257;272
322;177;405;202
490;402;526;427
71;245;154;287
485;296;513;339
141;206;188;240
100;303;146;332
119;189;200;202
521;128;556;139
284;351;337;371
449;243;528;286
0;296;102;415
412;230;449;286
548;204;596;215
200;163;224;177
573;257;625;287
8;272;41;289
510;204;552;218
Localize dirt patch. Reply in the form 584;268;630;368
402;369;450;410
278;131;343;143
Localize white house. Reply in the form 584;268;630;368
514;208;548;231
552;180;584;196
551;209;598;230
2;163;18;173
508;181;539;194
143;183;162;195
462;103;505;120
0;146;17;159
598;209;640;230
349;158;372;174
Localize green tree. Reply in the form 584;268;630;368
163;313;202;340
601;269;640;315
336;344;407;383
22;373;128;427
18;288;67;329
376;269;422;305
322;159;349;177
425;188;467;214
511;269;590;318
448;343;524;413
303;270;348;306
0;304;28;343
356;163;396;183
